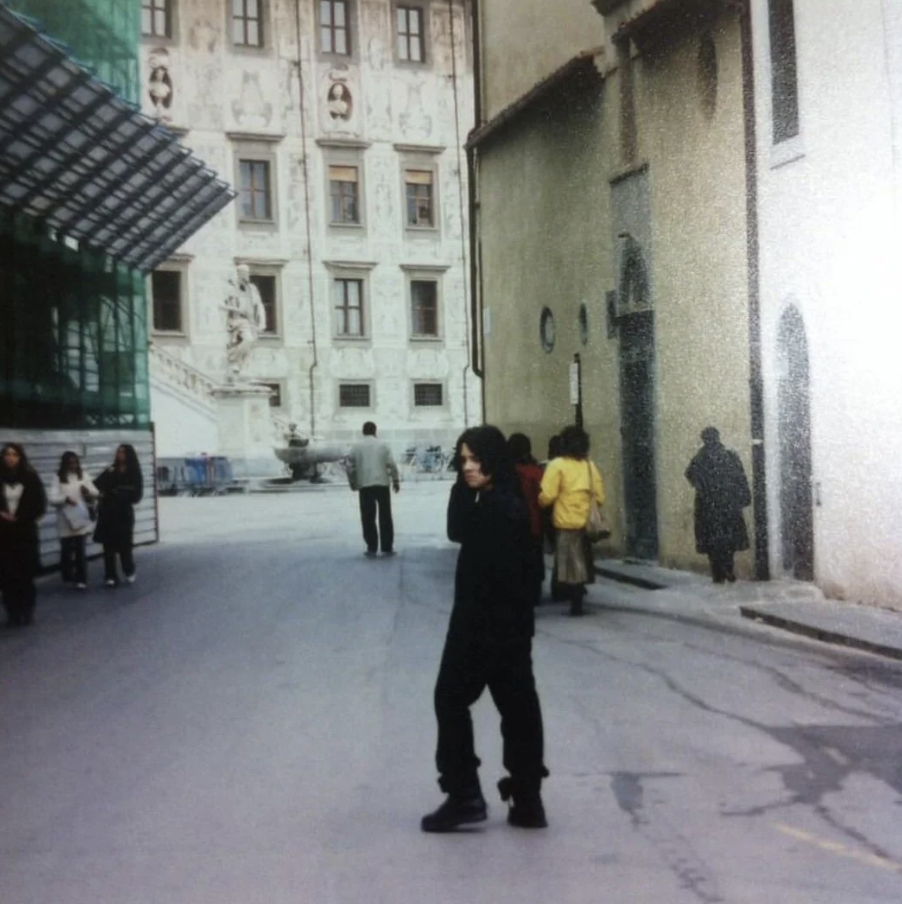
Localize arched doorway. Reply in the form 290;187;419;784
777;306;814;580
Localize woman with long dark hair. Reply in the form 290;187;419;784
93;444;143;588
49;450;98;590
422;425;548;832
538;425;605;616
0;443;47;627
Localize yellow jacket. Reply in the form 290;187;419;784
539;457;605;530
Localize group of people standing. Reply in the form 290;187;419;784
0;443;144;629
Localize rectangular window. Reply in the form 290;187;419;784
151;270;182;332
249;274;277;334
769;0;799;143
142;0;170;37
232;0;263;47
321;0;350;55
413;383;443;407
339;383;371;407
260;381;283;407
334;278;364;336
397;5;424;63
239;159;272;221
410;279;438;336
329;165;360;224
405;169;434;227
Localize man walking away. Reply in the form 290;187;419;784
347;422;400;557
685;427;752;583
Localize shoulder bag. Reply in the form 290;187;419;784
584;461;611;542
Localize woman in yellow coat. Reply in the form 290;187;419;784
538;425;605;616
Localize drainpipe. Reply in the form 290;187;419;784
448;0;471;427
468;0;485;419
295;0;319;438
739;0;769;580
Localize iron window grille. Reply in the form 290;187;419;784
339;383;371;407
413;383;443;406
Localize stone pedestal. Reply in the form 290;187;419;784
211;383;282;479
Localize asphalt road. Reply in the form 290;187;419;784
2;483;901;903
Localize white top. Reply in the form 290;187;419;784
49;473;99;538
3;482;23;517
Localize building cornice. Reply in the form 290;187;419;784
226;130;285;143
315;137;372;149
323;260;379;271
400;263;452;273
393;143;446;155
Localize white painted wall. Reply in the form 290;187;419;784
753;0;902;603
141;0;480;458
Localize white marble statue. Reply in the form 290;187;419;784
222;264;266;381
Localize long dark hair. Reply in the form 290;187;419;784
113;444;142;477
507;432;537;466
58;450;83;481
452;425;517;491
1;442;34;483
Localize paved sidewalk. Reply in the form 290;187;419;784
589;557;902;661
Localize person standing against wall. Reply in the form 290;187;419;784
685;427;751;583
93;444;144;587
0;443;47;627
49;451;98;590
346;422;400;557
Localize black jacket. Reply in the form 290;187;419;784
0;469;47;554
93;466;143;545
685;442;751;554
446;479;534;642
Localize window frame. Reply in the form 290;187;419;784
318;0;356;59
148;262;189;337
325;261;375;343
259;380;286;409
232;138;280;228
394;2;428;66
768;0;800;145
397;149;442;236
412;381;446;409
230;0;265;48
234;259;285;339
333;277;366;339
402;265;449;342
337;381;373;409
141;0;172;39
324;148;366;230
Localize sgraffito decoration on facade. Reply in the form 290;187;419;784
232;70;273;128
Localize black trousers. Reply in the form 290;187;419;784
0;542;37;622
358;485;394;553
103;537;135;582
433;631;545;795
708;544;736;583
60;536;87;584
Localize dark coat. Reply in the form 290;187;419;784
93;466;143;546
446;479;535;643
686;442;751;554
0;470;47;565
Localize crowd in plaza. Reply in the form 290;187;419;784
2;418;750;834
0;442;144;627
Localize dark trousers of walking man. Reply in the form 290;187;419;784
359;485;394;554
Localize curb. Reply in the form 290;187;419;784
594;564;669;591
739;604;902;662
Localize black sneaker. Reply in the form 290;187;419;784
364;550;378;558
421;792;488;833
507;796;548;829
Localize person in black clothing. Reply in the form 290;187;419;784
0;443;47;627
685;427;752;583
93;444;144;587
421;425;548;833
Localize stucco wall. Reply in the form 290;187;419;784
753;0;902;604
476;0;605;122
478;6;751;571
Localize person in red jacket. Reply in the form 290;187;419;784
508;433;545;606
